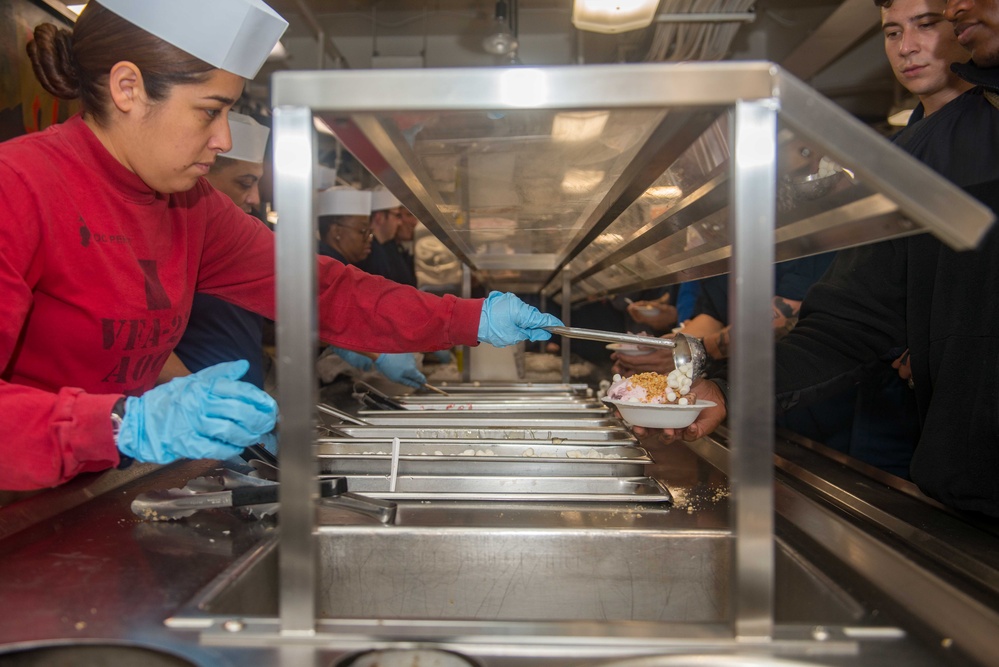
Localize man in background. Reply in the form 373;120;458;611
159;113;272;389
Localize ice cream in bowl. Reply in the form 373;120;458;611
604;367;714;429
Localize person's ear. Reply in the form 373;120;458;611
107;61;146;114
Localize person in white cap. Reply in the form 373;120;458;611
0;0;561;491
158;112;272;391
360;188;418;287
317;187;374;266
314;186;427;388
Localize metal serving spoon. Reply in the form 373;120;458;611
543;326;707;377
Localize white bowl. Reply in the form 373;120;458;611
606;343;654;357
607;399;715;429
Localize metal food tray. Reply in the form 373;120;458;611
338;475;672;503
316;440;652;477
390;401;607;411
358;407;611;418
322;424;636;442
401;395;600;404
337;414;624;428
433;382;591;395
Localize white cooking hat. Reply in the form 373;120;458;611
97;0;288;80
319;187;372;217
220;113;269;164
370;188;401;212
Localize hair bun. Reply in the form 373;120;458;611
27;23;81;100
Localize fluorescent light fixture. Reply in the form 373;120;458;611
66;3;87;14
551;111;610;142
643;185;683;201
572;0;660;34
560;168;605;194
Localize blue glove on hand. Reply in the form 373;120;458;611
477;291;563;347
117;360;278;465
329;346;375;372
375;353;427;389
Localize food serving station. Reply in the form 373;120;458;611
3;62;999;667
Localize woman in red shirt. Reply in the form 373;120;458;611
0;0;559;491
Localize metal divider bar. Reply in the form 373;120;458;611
274;106;320;635
561;264;571;385
730;99;778;640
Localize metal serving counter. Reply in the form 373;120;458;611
2;427;999;666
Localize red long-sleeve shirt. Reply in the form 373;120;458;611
0;115;482;490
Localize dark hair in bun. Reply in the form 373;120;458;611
26;1;217;126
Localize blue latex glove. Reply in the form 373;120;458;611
477;291;563;347
375;353;427;389
117;360;278;464
328;346;375;372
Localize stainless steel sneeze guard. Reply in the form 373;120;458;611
270;63;995;645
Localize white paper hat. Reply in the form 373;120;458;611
319;187;372;217
220;113;269;164
316;166;338;191
370;188;401;212
98;0;288;79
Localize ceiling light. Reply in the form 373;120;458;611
66;3;87;14
643;185;683;201
572;0;660;34
551;111;610;142
561;169;605;194
483;0;519;56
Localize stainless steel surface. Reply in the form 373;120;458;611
318;402;370;425
545;326;677;348
337;474;672;502
273;105;319;634
324;424;637;442
389;401;607;411
2;441;995;665
320;492;397;525
729;100;777;639
344;414;625;428
433;382;591;394
359;407;612;418
131;485;279;521
316;439;652;477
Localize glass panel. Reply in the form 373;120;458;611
378;108;668;264
567;120;921;299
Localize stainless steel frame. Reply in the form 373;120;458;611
268;62;994;645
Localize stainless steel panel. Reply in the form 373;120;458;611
325;425;635;442
344;414;624;428
337;475;672;502
729;100;777;640
358;408;612;418
272;105;318;634
316;440;651;477
433;382;591;395
389;401;606;411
